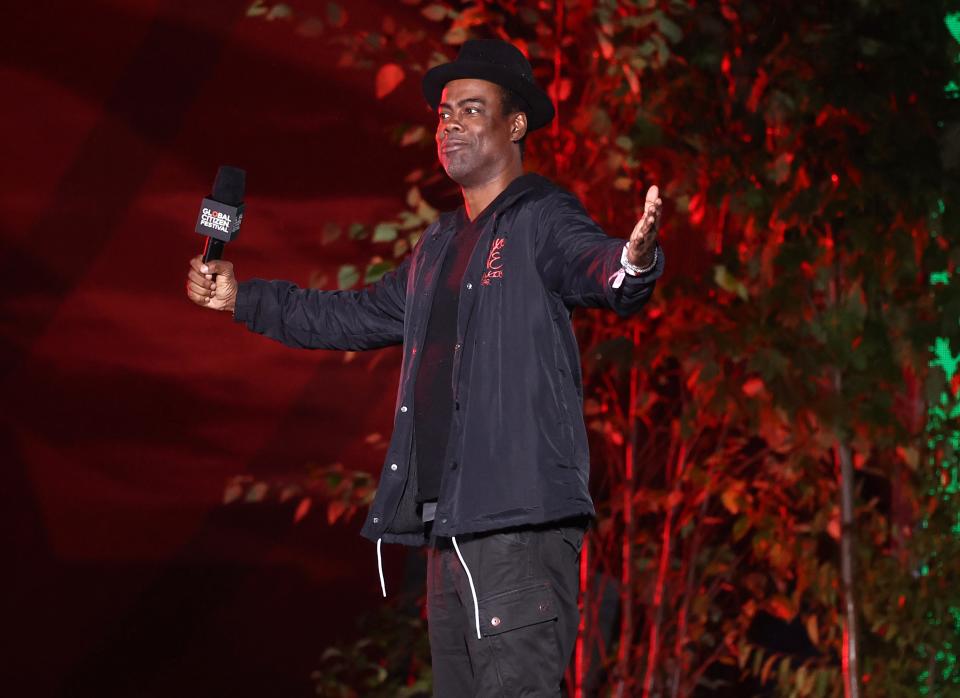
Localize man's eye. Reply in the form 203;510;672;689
465;107;479;114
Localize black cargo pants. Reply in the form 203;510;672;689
426;518;587;697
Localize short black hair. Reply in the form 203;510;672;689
498;85;528;159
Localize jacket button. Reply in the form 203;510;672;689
466;282;473;290
450;461;458;470
390;463;398;471
400;405;408;413
441;518;448;524
372;517;379;524
491;616;501;627
455;343;461;350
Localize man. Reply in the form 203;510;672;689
186;39;663;697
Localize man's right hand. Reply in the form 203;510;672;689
186;255;238;314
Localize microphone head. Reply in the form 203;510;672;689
196;165;246;243
212;165;245;206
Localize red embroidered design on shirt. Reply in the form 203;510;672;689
481;237;506;286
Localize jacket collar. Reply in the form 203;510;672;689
494;172;552;212
436;172;555;233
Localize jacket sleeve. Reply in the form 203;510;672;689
536;191;665;317
232;254;410;350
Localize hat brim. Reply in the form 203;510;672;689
422;60;555;132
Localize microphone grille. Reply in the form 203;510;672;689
212;165;246;206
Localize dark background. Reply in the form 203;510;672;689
0;2;447;695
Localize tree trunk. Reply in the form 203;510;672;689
835;394;861;698
572;538;588;698
615;323;640;696
831;232;861;698
642;439;684;698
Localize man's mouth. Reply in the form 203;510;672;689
441;139;469;153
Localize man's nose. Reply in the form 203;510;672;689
442;118;464;136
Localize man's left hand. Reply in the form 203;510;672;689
626;185;662;268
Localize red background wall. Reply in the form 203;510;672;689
1;2;441;694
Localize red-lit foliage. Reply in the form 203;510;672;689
239;1;960;695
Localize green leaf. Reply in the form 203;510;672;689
416;198;438;224
319;647;343;662
364;261;394;283
444;26;468;45
338;264;359;289
421;4;447;21
400;125;427;146
631;113;662;147
733;515;752;541
397;210;423;230
266;3;292;20
373;223;398;242
714;265;749;300
518;7;539;25
656;11;683;43
406;186;422;208
321;222;341;244
326;1;346;28
246;481;268;502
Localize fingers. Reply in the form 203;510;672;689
645;185;659;207
629;223;658;250
187;275;212;294
186;256;234;308
186;268;217;300
643;184;663;228
187;267;213;287
627;187;663;257
186;281;214;306
202;259;234;277
187;256;214;305
647;200;662;235
632;198;662;239
188;256;233;276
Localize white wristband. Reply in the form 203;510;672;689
621;243;658;276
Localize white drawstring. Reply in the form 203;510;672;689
609;267;626;289
378;535;480;639
376;538;386;598
451;535;482;640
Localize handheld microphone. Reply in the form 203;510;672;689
195;165;246;264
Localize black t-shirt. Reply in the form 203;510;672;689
413;181;523;503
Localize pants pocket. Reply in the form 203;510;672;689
492;527;529;548
557;524;585;558
476;582;562;695
478;581;557;635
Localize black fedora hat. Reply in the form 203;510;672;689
422;39;555;131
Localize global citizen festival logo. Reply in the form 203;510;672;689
200;207;232;234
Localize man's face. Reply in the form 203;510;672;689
436;78;517;186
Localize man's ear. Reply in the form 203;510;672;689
511;112;528;142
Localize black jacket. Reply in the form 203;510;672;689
233;174;664;546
